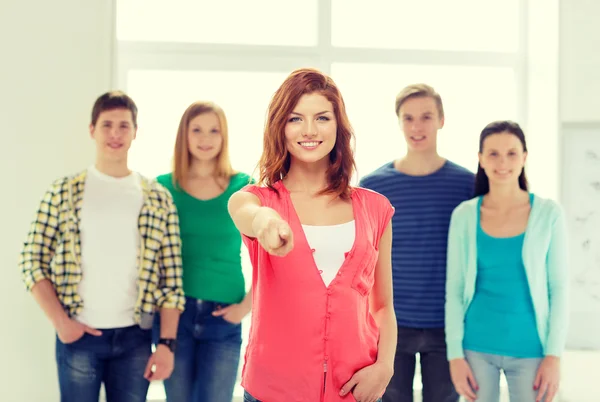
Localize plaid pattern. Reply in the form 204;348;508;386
19;170;185;325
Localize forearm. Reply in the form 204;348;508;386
159;308;180;339
236;205;281;238
373;304;397;369
31;279;69;329
240;287;253;310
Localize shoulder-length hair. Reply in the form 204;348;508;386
258;68;356;199
172;101;234;188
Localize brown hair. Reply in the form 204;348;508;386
172;101;234;188
394;83;444;119
91;91;138;128
258;68;356;200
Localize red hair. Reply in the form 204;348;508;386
258;68;356;199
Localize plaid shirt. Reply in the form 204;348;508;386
19;170;185;329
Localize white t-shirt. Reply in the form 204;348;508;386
76;165;144;329
302;221;356;287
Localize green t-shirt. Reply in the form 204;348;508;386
157;172;253;304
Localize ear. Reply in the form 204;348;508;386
478;152;484;168
89;124;95;139
522;150;528;165
133;126;137;140
438;116;445;129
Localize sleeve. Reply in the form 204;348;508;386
545;204;570;356
374;194;395;249
156;193;185;311
19;183;61;291
445;206;468;360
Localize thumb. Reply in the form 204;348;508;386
533;368;542;390
467;366;479;390
339;375;359;396
278;223;290;241
84;325;102;336
212;306;232;316
144;355;155;380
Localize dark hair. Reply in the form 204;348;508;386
474;120;529;197
91;91;138;128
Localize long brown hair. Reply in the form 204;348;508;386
172;101;234;188
258;68;356;199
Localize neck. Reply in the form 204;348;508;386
485;183;528;207
284;160;329;195
398;149;445;175
95;158;130;178
188;159;217;179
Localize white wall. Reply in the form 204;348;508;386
559;0;600;349
0;0;114;399
560;0;600;122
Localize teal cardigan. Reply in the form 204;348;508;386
445;194;569;360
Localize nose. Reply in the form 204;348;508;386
304;120;317;137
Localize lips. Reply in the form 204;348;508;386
198;146;213;151
410;136;426;142
107;143;123;149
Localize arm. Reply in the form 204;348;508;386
545;206;569;356
370;222;397;371
20;186;58;292
228;190;275;238
445;209;467;360
147;200;184;381
156;200;184;328
228;190;293;256
20;186;67;327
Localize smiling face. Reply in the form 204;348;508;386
398;95;444;153
89;108;136;163
284;92;337;167
479;131;527;186
187;112;223;163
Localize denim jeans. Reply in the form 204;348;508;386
155;297;242;402
383;326;458;402
55;325;152;402
465;350;545;402
244;391;382;402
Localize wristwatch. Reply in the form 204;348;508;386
158;338;177;353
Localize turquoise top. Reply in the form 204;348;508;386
445;194;569;360
463;194;544;358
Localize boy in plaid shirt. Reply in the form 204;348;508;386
19;91;185;402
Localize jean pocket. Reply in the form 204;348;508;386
350;243;379;296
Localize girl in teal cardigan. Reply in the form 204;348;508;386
445;121;569;402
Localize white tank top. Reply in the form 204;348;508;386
302;221;356;287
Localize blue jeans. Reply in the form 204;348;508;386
383;326;458;402
155;297;242;402
465;350;545;402
244;391;381;402
55;325;152;402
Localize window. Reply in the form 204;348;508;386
331;0;520;52
127;69;288;178
117;0;318;46
331;63;517;176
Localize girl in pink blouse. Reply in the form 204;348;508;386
228;68;397;402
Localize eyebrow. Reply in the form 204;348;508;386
290;111;332;116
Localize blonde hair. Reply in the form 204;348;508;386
394;83;444;119
172;101;234;187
